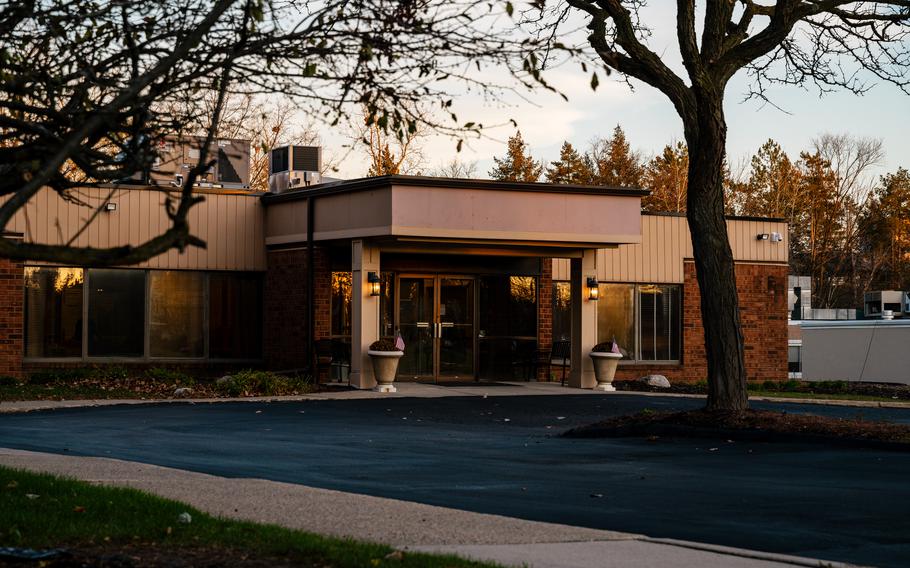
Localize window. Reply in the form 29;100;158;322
209;273;263;359
87;269;146;357
331;271;352;337
552;282;571;342
597;284;636;358
379;272;394;338
478;275;538;380
638;284;680;361
149;271;205;358
24;267;83;358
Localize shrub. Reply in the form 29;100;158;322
90;366;129;381
146;367;195;386
369;339;400;352
29;368;92;385
0;375;21;386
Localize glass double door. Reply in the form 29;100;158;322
397;275;474;381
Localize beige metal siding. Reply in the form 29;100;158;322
7;186;266;270
552;215;788;283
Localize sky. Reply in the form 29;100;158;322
318;7;910;182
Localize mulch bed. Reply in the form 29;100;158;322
0;544;325;567
563;409;910;450
612;379;910;401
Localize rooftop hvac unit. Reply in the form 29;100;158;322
148;136;251;189
268;145;322;193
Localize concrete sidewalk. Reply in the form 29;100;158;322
0;448;858;568
3;380;908;413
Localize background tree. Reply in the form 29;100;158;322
642;142;689;212
363;118;426;176
859;169;910;292
489;131;543;182
529;1;910;410
588;125;644;187
433;158;479;178
546;141;593;184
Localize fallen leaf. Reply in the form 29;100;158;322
6;480;18;489
590;493;604;498
384;550;405;561
25;493;39;500
73;506;86;513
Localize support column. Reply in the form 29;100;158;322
350;240;380;389
569;249;598;388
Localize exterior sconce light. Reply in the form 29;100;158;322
367;271;381;296
587;277;599;301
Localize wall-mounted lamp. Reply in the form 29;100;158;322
770;232;782;243
587;276;599;301
367;271;381;296
756;233;769;241
104;202;117;212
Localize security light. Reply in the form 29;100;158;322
756;233;769;241
368;272;381;296
104;202;117;212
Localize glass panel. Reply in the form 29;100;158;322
598;283;635;358
209;273;262;359
439;277;474;378
637;284;680;361
398;277;434;377
87;269;146;357
638;285;657;360
379;272;394;338
331;272;352;337
24;267;83;358
478;275;537;337
149;271;205;358
552;282;571;343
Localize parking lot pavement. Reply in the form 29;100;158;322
1;393;908;567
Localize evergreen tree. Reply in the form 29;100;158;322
368;143;401;176
488;131;543;182
860;168;910;291
546;141;593;184
589;125;644;188
642;141;688;212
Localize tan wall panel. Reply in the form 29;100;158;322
6;186;265;271
551;215;788;283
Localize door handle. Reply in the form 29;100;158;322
440;322;454;328
416;322;429;328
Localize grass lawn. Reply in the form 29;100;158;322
0;466;496;567
747;389;897;403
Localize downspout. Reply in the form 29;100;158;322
307;194;316;376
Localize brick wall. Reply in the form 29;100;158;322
604;261;788;383
0;256;24;378
537;257;553;380
263;247;331;371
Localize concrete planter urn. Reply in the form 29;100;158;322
367;339;403;393
589;346;623;391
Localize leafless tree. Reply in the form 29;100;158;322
0;0;546;265
433;158;480;178
528;1;910;410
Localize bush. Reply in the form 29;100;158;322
90;366;129;381
213;369;311;397
28;368;92;385
591;342;620;353
369;339;400;352
0;375;21;386
146;367;195;386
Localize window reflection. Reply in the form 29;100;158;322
24;267;84;357
150;271;205;357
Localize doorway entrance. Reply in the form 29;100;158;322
397;274;475;381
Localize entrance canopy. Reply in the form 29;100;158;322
262;175;646;255
261;175;647;391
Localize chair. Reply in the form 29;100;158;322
313;339;334;384
547;340;571;385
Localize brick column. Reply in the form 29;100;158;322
0;255;24;379
537;258;553;380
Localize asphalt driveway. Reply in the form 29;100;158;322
1;394;908;567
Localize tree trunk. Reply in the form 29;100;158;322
684;94;749;412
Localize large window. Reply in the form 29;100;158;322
150;271;205;358
25;267;262;361
597;284;637;358
87;269;146;357
587;282;681;362
331;271;352;337
638;284;680;361
209;272;262;359
24;267;84;358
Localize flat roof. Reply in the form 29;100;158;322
261;174;650;204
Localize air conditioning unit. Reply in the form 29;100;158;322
268;145;322;193
147;136;251;189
